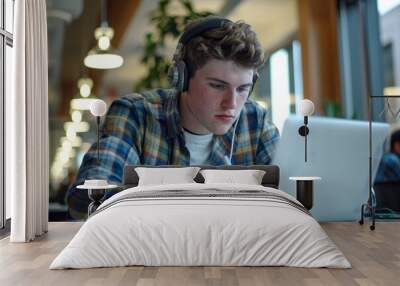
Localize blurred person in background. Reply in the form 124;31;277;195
375;129;400;183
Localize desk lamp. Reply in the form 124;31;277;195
77;99;112;216
90;99;107;163
298;99;315;162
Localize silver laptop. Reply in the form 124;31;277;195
272;116;390;221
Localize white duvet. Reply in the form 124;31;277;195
50;183;351;269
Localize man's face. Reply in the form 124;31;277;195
183;59;254;135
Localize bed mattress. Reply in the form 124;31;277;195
50;183;351;269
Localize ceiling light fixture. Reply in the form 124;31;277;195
64;121;90;133
78;78;93;98
71;110;82;122
84;0;123;69
70;98;98;110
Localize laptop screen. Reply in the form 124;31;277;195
272;116;389;221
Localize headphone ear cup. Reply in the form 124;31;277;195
167;64;179;90
177;61;188;92
168;61;187;92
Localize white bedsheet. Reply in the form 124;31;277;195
50;183;351;269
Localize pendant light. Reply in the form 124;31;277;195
84;0;123;69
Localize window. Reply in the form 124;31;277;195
268;42;304;133
5;0;13;33
379;1;400;100
270;49;291;132
1;0;14;230
382;43;395;89
337;0;385;120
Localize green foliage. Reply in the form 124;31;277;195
134;0;213;92
324;100;342;118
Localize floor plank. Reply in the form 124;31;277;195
0;221;399;286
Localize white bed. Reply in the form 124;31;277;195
50;183;351;269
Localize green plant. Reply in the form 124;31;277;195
134;0;213;92
324;100;342;118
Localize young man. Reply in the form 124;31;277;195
67;17;279;219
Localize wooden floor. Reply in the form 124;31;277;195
0;221;399;286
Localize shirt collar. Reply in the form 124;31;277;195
208;124;237;165
164;89;183;139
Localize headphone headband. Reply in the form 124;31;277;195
179;17;232;45
168;17;233;92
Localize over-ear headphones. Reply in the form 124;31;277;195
168;16;258;95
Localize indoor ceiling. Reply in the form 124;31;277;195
102;0;298;99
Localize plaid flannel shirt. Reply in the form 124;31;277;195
67;88;279;219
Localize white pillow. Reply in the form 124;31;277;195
135;167;200;186
200;169;266;185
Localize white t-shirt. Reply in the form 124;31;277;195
183;129;214;165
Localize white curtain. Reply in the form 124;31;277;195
8;0;49;242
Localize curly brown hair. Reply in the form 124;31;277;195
181;17;265;78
